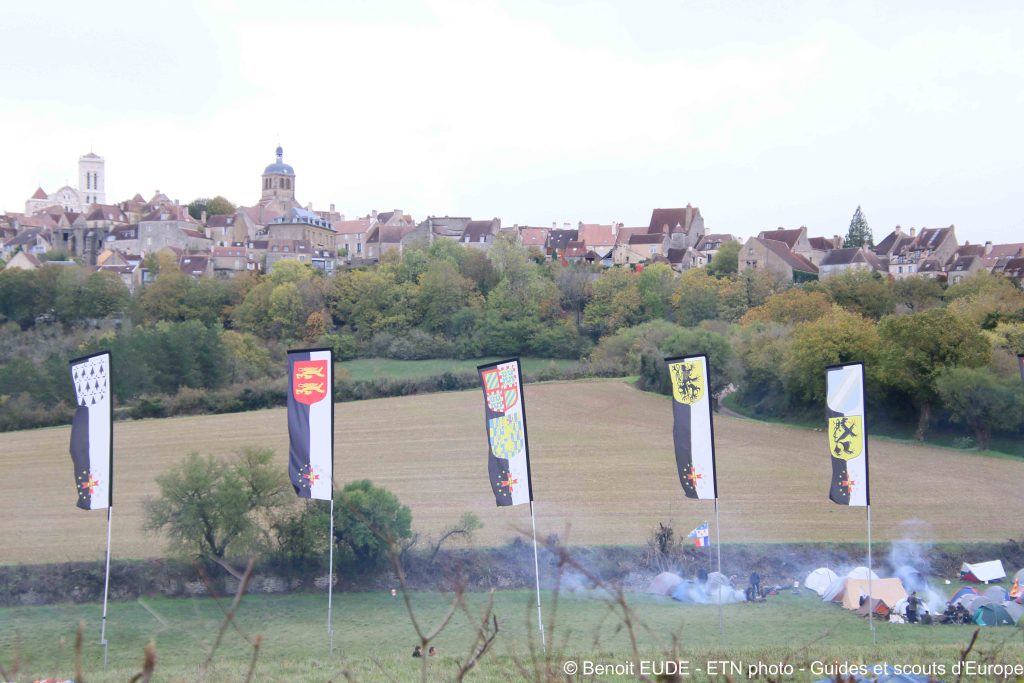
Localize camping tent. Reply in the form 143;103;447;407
856;598;891;617
847;566;881;581
973;603;1014;626
1003;601;1024;625
805;568;839;596
983;586;1009;603
647;572;684;596
949;587;979;606
960;560;1006;583
838;578;908;611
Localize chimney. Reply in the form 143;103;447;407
371;209;377;219
984;241;992;256
909;227;916;238
201;210;207;224
552;221;556;229
895;225;902;235
563;222;571;230
330;203;335;212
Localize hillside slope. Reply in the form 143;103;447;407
2;380;1022;563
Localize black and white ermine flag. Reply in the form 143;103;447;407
287;348;334;500
826;362;869;507
69;352;112;510
666;354;718;500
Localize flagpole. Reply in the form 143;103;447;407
715;500;723;636
328;497;335;653
867;504;875;643
100;506;113;668
530;501;546;653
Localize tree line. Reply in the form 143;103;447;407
1;235;1022;449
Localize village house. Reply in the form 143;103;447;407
95;262;143;293
179;254;213;279
874;225;958;280
2;251;44;271
265;207;338;253
211;245;258;277
818;246;889;279
335;217;374;263
739;236;818;282
577;223;619;261
648;205;706;251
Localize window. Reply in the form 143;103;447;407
357;243;362;254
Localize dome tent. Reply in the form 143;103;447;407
805;568;839;597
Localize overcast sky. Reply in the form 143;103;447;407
2;0;1022;244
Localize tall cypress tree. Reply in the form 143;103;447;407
843;206;873;248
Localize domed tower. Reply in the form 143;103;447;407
261;144;296;204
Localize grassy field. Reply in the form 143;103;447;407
3;588;1021;681
1;380;1023;564
336;357;580;382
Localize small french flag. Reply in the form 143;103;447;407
687;521;710;548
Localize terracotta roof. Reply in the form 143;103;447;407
648;206;701;235
948;255;977;272
807;236;835;251
953;244;985;258
757;227;805;250
917;258;943;273
1003;256;1024;278
614;227;647;245
335;218;372;235
563;241;587;258
30;187;48;200
519;227;549;247
874;230;913;256
988;243;1024;258
759;238;819;273
183;229;209;239
578;223;616;248
85;205;127;222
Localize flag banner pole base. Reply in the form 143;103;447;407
100;506;113;666
530;501;546;654
715;499;723;637
867;504;876;644
328;498;335;654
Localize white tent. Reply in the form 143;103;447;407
847;566;881;581
646;572;684;596
961;561;1006;584
805;568;839;596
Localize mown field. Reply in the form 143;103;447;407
3;589;1022;682
1;380;1023;565
337;356;580;382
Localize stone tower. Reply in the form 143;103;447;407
78;152;105;207
261;145;296;204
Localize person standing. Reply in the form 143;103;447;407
906;592;920;624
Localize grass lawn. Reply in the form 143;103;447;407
2;381;1024;564
2;589;1020;682
337;357;581;382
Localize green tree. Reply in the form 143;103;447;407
332;479;412;573
935;367;1023;450
892;276;944;313
740;288;832;326
639;327;734;399
188;195;236;220
582;268;642;337
416;260;479;334
145;448;289;562
636;263;676;321
782;306;881;405
671;269;720;327
843;205;873;248
878;308;991;440
822;270;895;320
268;281;308;339
707;241;740;277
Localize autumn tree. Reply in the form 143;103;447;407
740;288;832;326
877;308;991;440
706;240;740;277
782;306;881;405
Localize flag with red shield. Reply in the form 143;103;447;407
478;358;533;506
287;349;334;500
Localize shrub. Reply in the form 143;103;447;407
332;479;413;574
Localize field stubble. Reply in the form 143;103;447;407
1;380;1022;564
